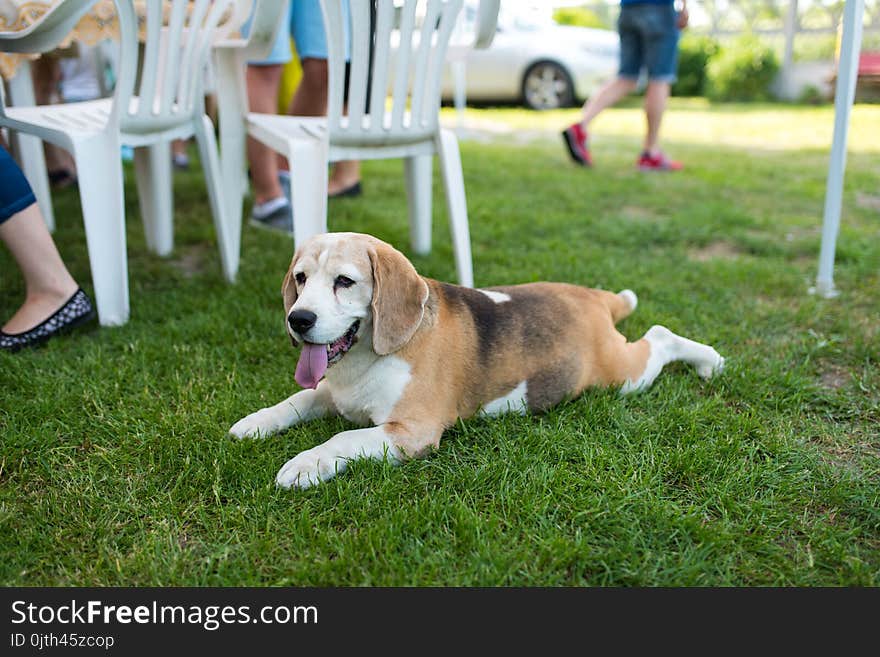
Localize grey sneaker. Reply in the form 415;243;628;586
250;202;293;235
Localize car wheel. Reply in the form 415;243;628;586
521;61;575;110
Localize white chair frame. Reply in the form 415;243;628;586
0;0;248;326
238;0;498;288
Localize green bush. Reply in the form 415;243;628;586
553;6;606;29
706;35;780;101
673;34;720;96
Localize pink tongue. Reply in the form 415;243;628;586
295;343;328;389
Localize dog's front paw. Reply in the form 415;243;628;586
229;408;282;439
697;351;725;380
275;449;342;490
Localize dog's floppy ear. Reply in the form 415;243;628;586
281;251;300;345
369;241;429;356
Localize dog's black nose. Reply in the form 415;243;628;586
288;310;317;335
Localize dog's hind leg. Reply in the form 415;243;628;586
620;325;724;394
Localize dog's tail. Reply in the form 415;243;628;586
601;289;637;324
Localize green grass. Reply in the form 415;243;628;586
1;99;878;586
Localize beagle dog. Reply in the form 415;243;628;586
230;232;725;489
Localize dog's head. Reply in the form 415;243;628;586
281;233;429;388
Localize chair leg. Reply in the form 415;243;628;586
7;66;56;232
14;134;56;233
289;138;328;249
213;48;248;234
133;141;173;256
72;135;130;326
437;129;474;288
195;115;238;282
404;154;432;255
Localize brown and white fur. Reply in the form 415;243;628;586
230;232;725;489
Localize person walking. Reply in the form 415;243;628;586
562;0;688;171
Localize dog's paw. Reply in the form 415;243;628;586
275;449;342;490
229;409;280;439
697;351;725;380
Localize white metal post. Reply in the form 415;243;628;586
814;0;865;298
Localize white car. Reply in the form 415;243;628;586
441;5;620;110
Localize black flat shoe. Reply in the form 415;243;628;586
1;288;95;353
328;181;362;199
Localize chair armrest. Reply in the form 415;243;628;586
0;0;99;54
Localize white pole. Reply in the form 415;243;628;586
814;0;865;298
780;0;798;99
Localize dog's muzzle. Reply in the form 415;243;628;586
293;320;361;389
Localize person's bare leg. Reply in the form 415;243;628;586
43;141;77;181
286;58;359;195
643;80;670;155
246;64;285;205
275;57;330;175
171;138;189;168
576;76;638;129
288;57;328;117
328;159;360;195
0;203;78;333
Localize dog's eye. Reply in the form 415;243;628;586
295;272;306;286
334;275;355;289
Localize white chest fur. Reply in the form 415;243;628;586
325;351;412;426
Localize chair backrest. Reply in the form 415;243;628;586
118;0;248;134
323;0;464;148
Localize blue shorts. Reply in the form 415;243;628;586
617;3;680;83
246;0;351;66
0;144;36;224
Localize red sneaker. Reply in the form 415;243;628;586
562;123;592;166
638;151;682;171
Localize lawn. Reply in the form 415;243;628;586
1;99;878;586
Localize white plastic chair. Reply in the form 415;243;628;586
0;0;247;326
244;0;498;288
